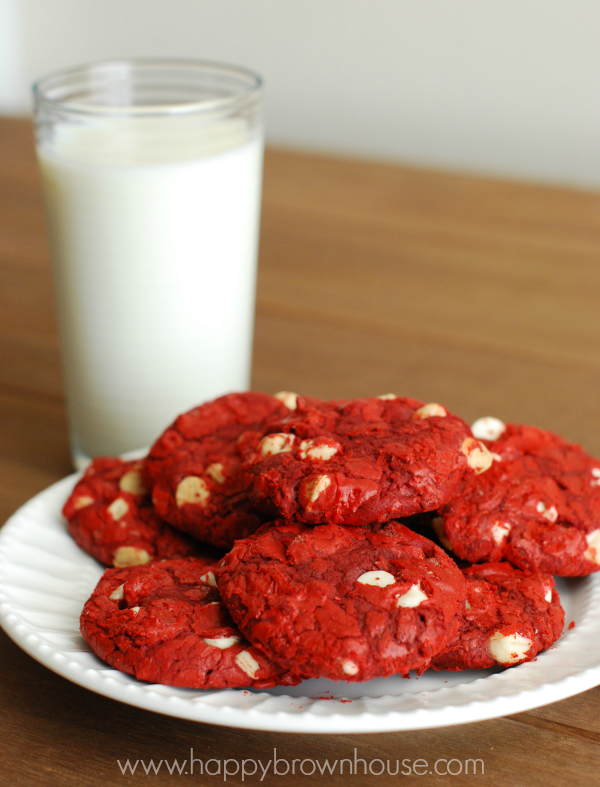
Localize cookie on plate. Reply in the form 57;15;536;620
217;520;467;681
434;419;600;576
80;558;298;689
431;562;564;670
63;457;206;567
242;396;489;526
143;392;299;549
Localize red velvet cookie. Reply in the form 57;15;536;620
431;562;564;670
217;521;467;681
434;420;600;576
242;396;487;526
143;392;297;549
80;558;297;689
63;458;205;567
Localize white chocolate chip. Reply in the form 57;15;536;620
235;650;260;679
584;529;600;565
377;393;397;400
544;587;553;603
591;468;600;487
488;631;533;665
119;469;147;496
258;433;296;457
297;439;312;459
303;474;332;505
491;521;511;545
395;583;428;608
113;546;152;567
356;570;396;587
203;635;241;649
471;417;507;441
298;439;339;461
536;501;558;522
461;437;494;475
130;606;141;616
413;403;447;419
274;391;299;410
175;476;210;508
205;463;226;485
545;506;558;523
107;497;129;521
73;495;94;511
341;659;359;675
307;444;338;461
465;599;472;610
431;516;453;551
109;584;125;601
199;571;218;588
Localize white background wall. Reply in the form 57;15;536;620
3;0;600;189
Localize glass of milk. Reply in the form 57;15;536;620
33;59;264;468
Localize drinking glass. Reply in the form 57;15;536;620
33;59;264;468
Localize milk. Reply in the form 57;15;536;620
38;116;263;465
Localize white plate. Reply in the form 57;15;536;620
1;473;599;734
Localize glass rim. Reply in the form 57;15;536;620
32;57;263;117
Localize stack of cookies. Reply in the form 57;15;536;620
70;391;599;689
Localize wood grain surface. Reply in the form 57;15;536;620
1;116;600;785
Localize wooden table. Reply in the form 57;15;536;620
1;116;600;785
